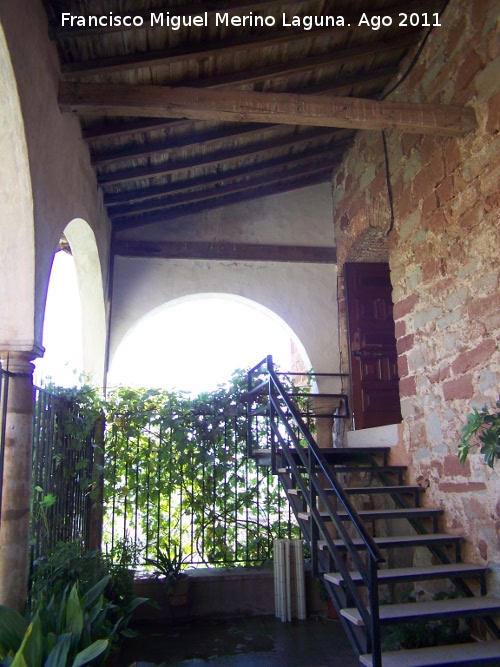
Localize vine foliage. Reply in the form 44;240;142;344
458;399;500;468
31;370;301;568
102;369;298;567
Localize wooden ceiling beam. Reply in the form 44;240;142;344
113;239;336;264
111;171;333;230
61;24;340;78
91;122;265;167
81;34;418;142
90;69;392;167
59;0;438;77
108;157;343;220
97;129;344;187
104;143;352;207
60;83;477;137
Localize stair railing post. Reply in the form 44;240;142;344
246;364;253;460
369;557;382;667
266;355;277;474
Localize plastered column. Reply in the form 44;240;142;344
0;351;36;610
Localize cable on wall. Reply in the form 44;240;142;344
380;0;452;236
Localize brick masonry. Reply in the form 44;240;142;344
332;0;500;569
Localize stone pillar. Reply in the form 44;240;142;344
0;351;36;610
308;396;342;449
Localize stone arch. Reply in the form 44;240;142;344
62;219;107;386
0;21;38;355
345;226;390;264
109;257;340;391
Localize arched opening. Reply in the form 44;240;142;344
108;294;311;394
34;250;84;386
64;219;107;385
0;21;37;353
35;219;107;387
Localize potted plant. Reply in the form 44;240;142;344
317;576;338;620
145;545;191;615
458;399;500;468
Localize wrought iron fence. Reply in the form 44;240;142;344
0;373;299;572
30;386;97;563
103;398;299;569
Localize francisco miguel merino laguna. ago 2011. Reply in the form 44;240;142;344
60;11;442;31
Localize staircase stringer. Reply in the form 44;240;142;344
259;361;385;665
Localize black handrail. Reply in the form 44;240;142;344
247;356;384;667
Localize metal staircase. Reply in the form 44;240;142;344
246;356;500;667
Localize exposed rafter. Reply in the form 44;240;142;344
104;145;349;210
48;0;450;235
60;83;477;137
107;156;343;220
113;239;336;263
96;131;348;187
84;68;396;155
111;170;334;230
61;24;341;78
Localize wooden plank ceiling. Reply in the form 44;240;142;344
45;0;448;258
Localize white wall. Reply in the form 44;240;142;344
111;183;341;390
0;0;111;378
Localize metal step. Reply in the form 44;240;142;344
341;595;500;626
329;464;407;474
343;485;421;496
325;562;489;587
359;640;500;667
299;507;442;525
318;533;463;552
287;487;421;499
285;446;391;465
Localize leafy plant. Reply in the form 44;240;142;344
0;578;111;666
145;545;190;593
30;542;107;606
30;541;148;653
107;535;142;569
102;369;297;567
458;400;500;468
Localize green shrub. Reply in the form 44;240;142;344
458;400;500;468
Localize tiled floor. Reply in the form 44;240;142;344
120;615;359;667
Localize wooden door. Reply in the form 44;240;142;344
345;262;402;429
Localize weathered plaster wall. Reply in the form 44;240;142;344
110;256;340;391
119;183;335;245
332;0;499;567
0;0;111;369
112;183;341;388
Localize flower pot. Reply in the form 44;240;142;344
169;575;190;606
327;600;339;620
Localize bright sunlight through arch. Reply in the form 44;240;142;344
108;295;310;395
34;251;84;387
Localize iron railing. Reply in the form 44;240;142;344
0;371;97;569
246;356;385;667
30;386;97;564
103;401;298;568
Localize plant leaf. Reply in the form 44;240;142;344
44;634;71;667
65;585;83;639
0;606;28;656
71;639;109;667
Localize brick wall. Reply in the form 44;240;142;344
332;0;500;567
